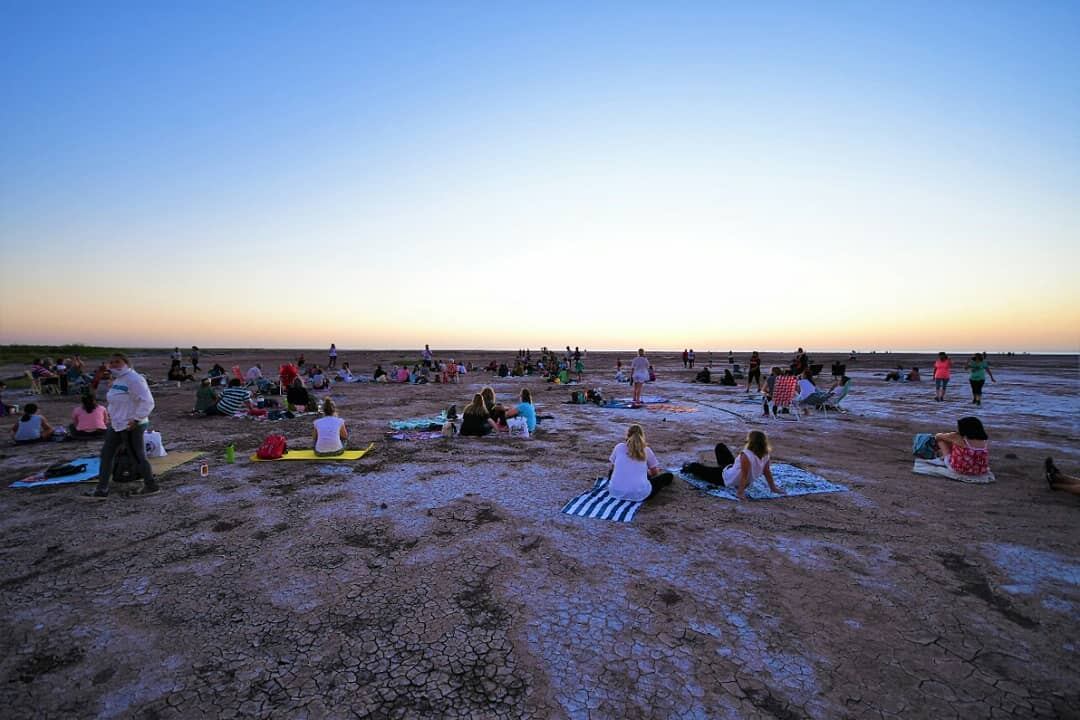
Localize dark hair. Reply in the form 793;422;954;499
957;417;988;441
22;402;38;421
228;378;242;387
111;352;129;364
520;388;533;404
81;393;97;413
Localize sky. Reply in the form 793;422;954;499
1;1;1078;352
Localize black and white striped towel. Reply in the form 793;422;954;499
561;477;643;522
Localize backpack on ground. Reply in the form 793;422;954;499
256;434;288;460
44;462;88;479
912;433;938;459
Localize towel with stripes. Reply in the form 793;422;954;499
561;477;643;522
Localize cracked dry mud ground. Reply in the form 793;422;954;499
1;351;1078;719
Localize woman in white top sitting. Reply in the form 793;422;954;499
607;424;673;502
683;431;785;501
312;398;348;456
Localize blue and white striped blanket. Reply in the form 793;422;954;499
561;477;644;522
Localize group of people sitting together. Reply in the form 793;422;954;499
484;347;586;383
457;387;538;436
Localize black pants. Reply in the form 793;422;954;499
970;379;985;396
682;444;734;484
747;368;761;386
646;472;674;499
328;356;337;368
96;426;155;493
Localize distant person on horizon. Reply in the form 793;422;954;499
328;343;338;369
688;349;695;369
607;424;673;502
966;353;995;406
682;349;689;368
422;344;433;369
746;351;762;392
933;352;953;401
190;346;201;374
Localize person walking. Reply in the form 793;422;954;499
933;352;953;402
83;353;157;499
688;349;695;369
966;353;995;406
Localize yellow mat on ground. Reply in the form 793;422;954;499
249;443;375;462
150;451;205;475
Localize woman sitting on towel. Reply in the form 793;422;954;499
70;392;109;438
313;399;348;456
12;403;55;444
504;388;538;433
608;425;673;501
935;417;990;477
459;393;499;437
682;431;785;501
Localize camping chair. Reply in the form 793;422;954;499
24;371;42;395
820;381;852;416
771;375;800;421
231;365;245;384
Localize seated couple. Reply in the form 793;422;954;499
459;387;537;436
682;431;786;501
796;372;849;412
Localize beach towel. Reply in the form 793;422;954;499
912;458;995;484
615;396;668;405
388;414;447;431
386;430;443;441
561;477;644;522
678;463;847;501
249;442;375;462
645;403;697;414
600;399;641;409
10;451;205;488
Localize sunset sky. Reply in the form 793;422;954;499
2;2;1078;352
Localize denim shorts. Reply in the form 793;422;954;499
935;378;949;390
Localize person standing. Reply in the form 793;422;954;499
83;354;157;499
746;351;762;392
328;343;338;369
190;346;201;374
682;349;689;368
966;353;995;406
422;344;433;369
688;349;695;369
933;352;953;402
630;349;650;405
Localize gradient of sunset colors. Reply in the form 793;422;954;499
2;2;1078;352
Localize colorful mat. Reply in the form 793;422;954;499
561;477;644;522
388;414;448;430
615;396;668;405
386;430;444;441
645;403;697;413
912;458;995;484
249;443;375;462
10;451;205;488
678;463;848;501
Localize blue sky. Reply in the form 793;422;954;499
2;1;1078;350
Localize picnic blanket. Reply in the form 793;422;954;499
10;451;206;488
561;477;644;522
912;458;995;484
386;430;444;441
249;442;375;462
389;414;448;430
678;463;847;501
645;403;697;414
615;396;668;405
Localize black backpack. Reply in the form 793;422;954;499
112;432;143;484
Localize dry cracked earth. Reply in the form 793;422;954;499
1;350;1077;718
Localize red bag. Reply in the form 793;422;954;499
256;434;288;460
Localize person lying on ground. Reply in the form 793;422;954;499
313;398;348;456
194;378;219;414
885;366;905;382
935;417;990;477
204;378;258;416
12;403;54;443
459;393;500;436
682;431;784;501
1045;458;1080;497
608;424;673;502
503;388;537;433
70;392;109;438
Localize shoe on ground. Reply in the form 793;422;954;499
132;485;160;497
81;489;109;500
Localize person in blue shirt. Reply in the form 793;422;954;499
504;388;537;433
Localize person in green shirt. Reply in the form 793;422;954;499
194;379;219;414
966;353;995;406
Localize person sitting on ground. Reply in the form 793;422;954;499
70;392;109;438
796;370;830;411
373;364;387;382
907;367;921;382
459;393;499;436
694;366;712;383
245;363;263;385
337;362;355;382
480;386;498;413
194;378;218;414
935;417;990;478
12;403;54;443
720;369;737;386
682;431;785;501
607;424;673;502
504;388;538;433
287;377;316;411
205;378;257;416
313;398;348;456
168;362;195;382
1045;458;1080;497
310;366;330;390
0;381;12;416
207;363;228;386
395;366;410;383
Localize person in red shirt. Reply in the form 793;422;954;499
933;352;953;402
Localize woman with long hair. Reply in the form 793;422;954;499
608;424;673;501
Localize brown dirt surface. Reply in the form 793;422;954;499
1;349;1078;719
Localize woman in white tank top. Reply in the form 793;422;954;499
719;431;786;501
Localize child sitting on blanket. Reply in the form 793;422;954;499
313;399;348;456
935;417;990;477
682;431;785;501
608;424;673;502
12;403;55;444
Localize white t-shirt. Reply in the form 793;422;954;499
246;366;262;382
721;449;770;489
314;416;345;453
796;378;817;401
608;442;660;501
630;356;650;382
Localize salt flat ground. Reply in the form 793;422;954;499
1;350;1078;719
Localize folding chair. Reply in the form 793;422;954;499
771;375;800;421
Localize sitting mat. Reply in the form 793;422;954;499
912;458;995;484
10;451;204;488
250;442;375;462
678;463;848;501
561;477;643;522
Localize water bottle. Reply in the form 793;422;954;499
225;444;235;464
